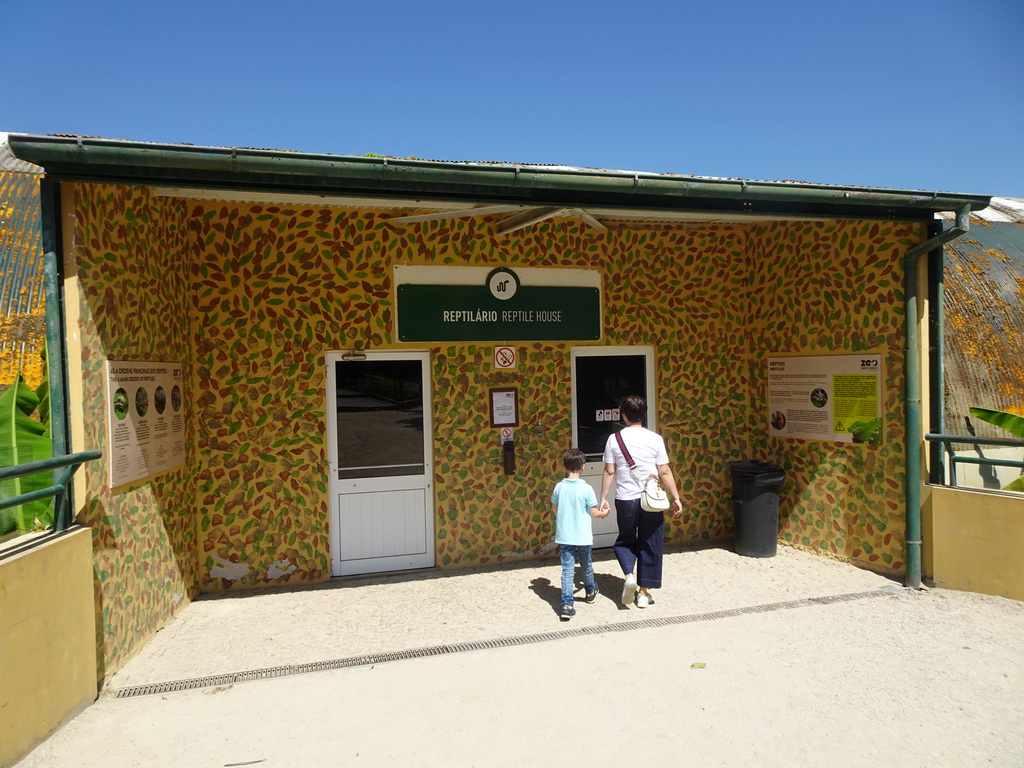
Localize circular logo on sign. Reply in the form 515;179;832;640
487;268;519;301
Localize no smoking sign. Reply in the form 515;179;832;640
494;346;517;369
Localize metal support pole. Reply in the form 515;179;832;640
903;206;970;589
927;222;946;485
39;178;71;508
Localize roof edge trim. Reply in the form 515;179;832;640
7;134;993;215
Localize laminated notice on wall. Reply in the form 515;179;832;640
106;360;185;487
767;355;883;444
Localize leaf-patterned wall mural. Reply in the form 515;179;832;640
70;184;197;679
746;220;918;570
68;182;918;677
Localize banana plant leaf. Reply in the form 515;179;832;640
968;407;1024;493
969;407;1024;438
0;374;54;534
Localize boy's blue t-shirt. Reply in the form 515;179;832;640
551;478;598;546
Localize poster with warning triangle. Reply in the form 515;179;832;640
766;354;882;444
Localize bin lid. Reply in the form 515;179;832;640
729;459;785;477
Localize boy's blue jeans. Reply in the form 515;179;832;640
560;544;596;605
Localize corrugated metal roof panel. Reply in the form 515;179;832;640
0;168;43;314
939;197;1024;224
0;160;46;386
943;198;1024;436
0;137;42;174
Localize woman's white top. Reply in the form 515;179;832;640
602;426;669;500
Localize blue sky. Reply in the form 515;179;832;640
5;0;1023;198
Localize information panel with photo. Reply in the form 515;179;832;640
106;360;185;487
767;354;883;444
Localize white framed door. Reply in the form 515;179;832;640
327;350;434;576
570;346;655;548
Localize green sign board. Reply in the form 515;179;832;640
397;268;601;342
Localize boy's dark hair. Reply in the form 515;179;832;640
619;395;647;424
562;448;586;472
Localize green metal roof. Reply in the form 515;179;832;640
7;134;992;222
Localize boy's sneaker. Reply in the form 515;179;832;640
620;574;638;605
585;588;599;604
636;592;653;609
560;604;576;621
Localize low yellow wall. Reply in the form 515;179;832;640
0;527;97;768
924;486;1024;601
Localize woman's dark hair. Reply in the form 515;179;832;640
562;448;587;472
619;395;647;424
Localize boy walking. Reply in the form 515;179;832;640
551;448;610;620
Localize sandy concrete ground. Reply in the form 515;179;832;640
16;544;1024;767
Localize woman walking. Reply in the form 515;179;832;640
599;395;683;608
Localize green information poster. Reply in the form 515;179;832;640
767;354;883;444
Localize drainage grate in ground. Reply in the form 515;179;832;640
113;589;886;699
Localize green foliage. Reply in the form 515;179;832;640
969;407;1024;492
0;373;54;535
850;418;882;445
969;407;1024;438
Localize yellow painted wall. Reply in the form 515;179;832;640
924;486;1024;601
65;182;919;675
0;528;96;768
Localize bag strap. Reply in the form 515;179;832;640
614;431;636;470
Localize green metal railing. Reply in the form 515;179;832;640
925;434;1024;489
0;450;102;533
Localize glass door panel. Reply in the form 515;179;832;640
335;359;425;481
570;347;654;548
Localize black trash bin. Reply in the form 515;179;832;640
729;460;786;557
